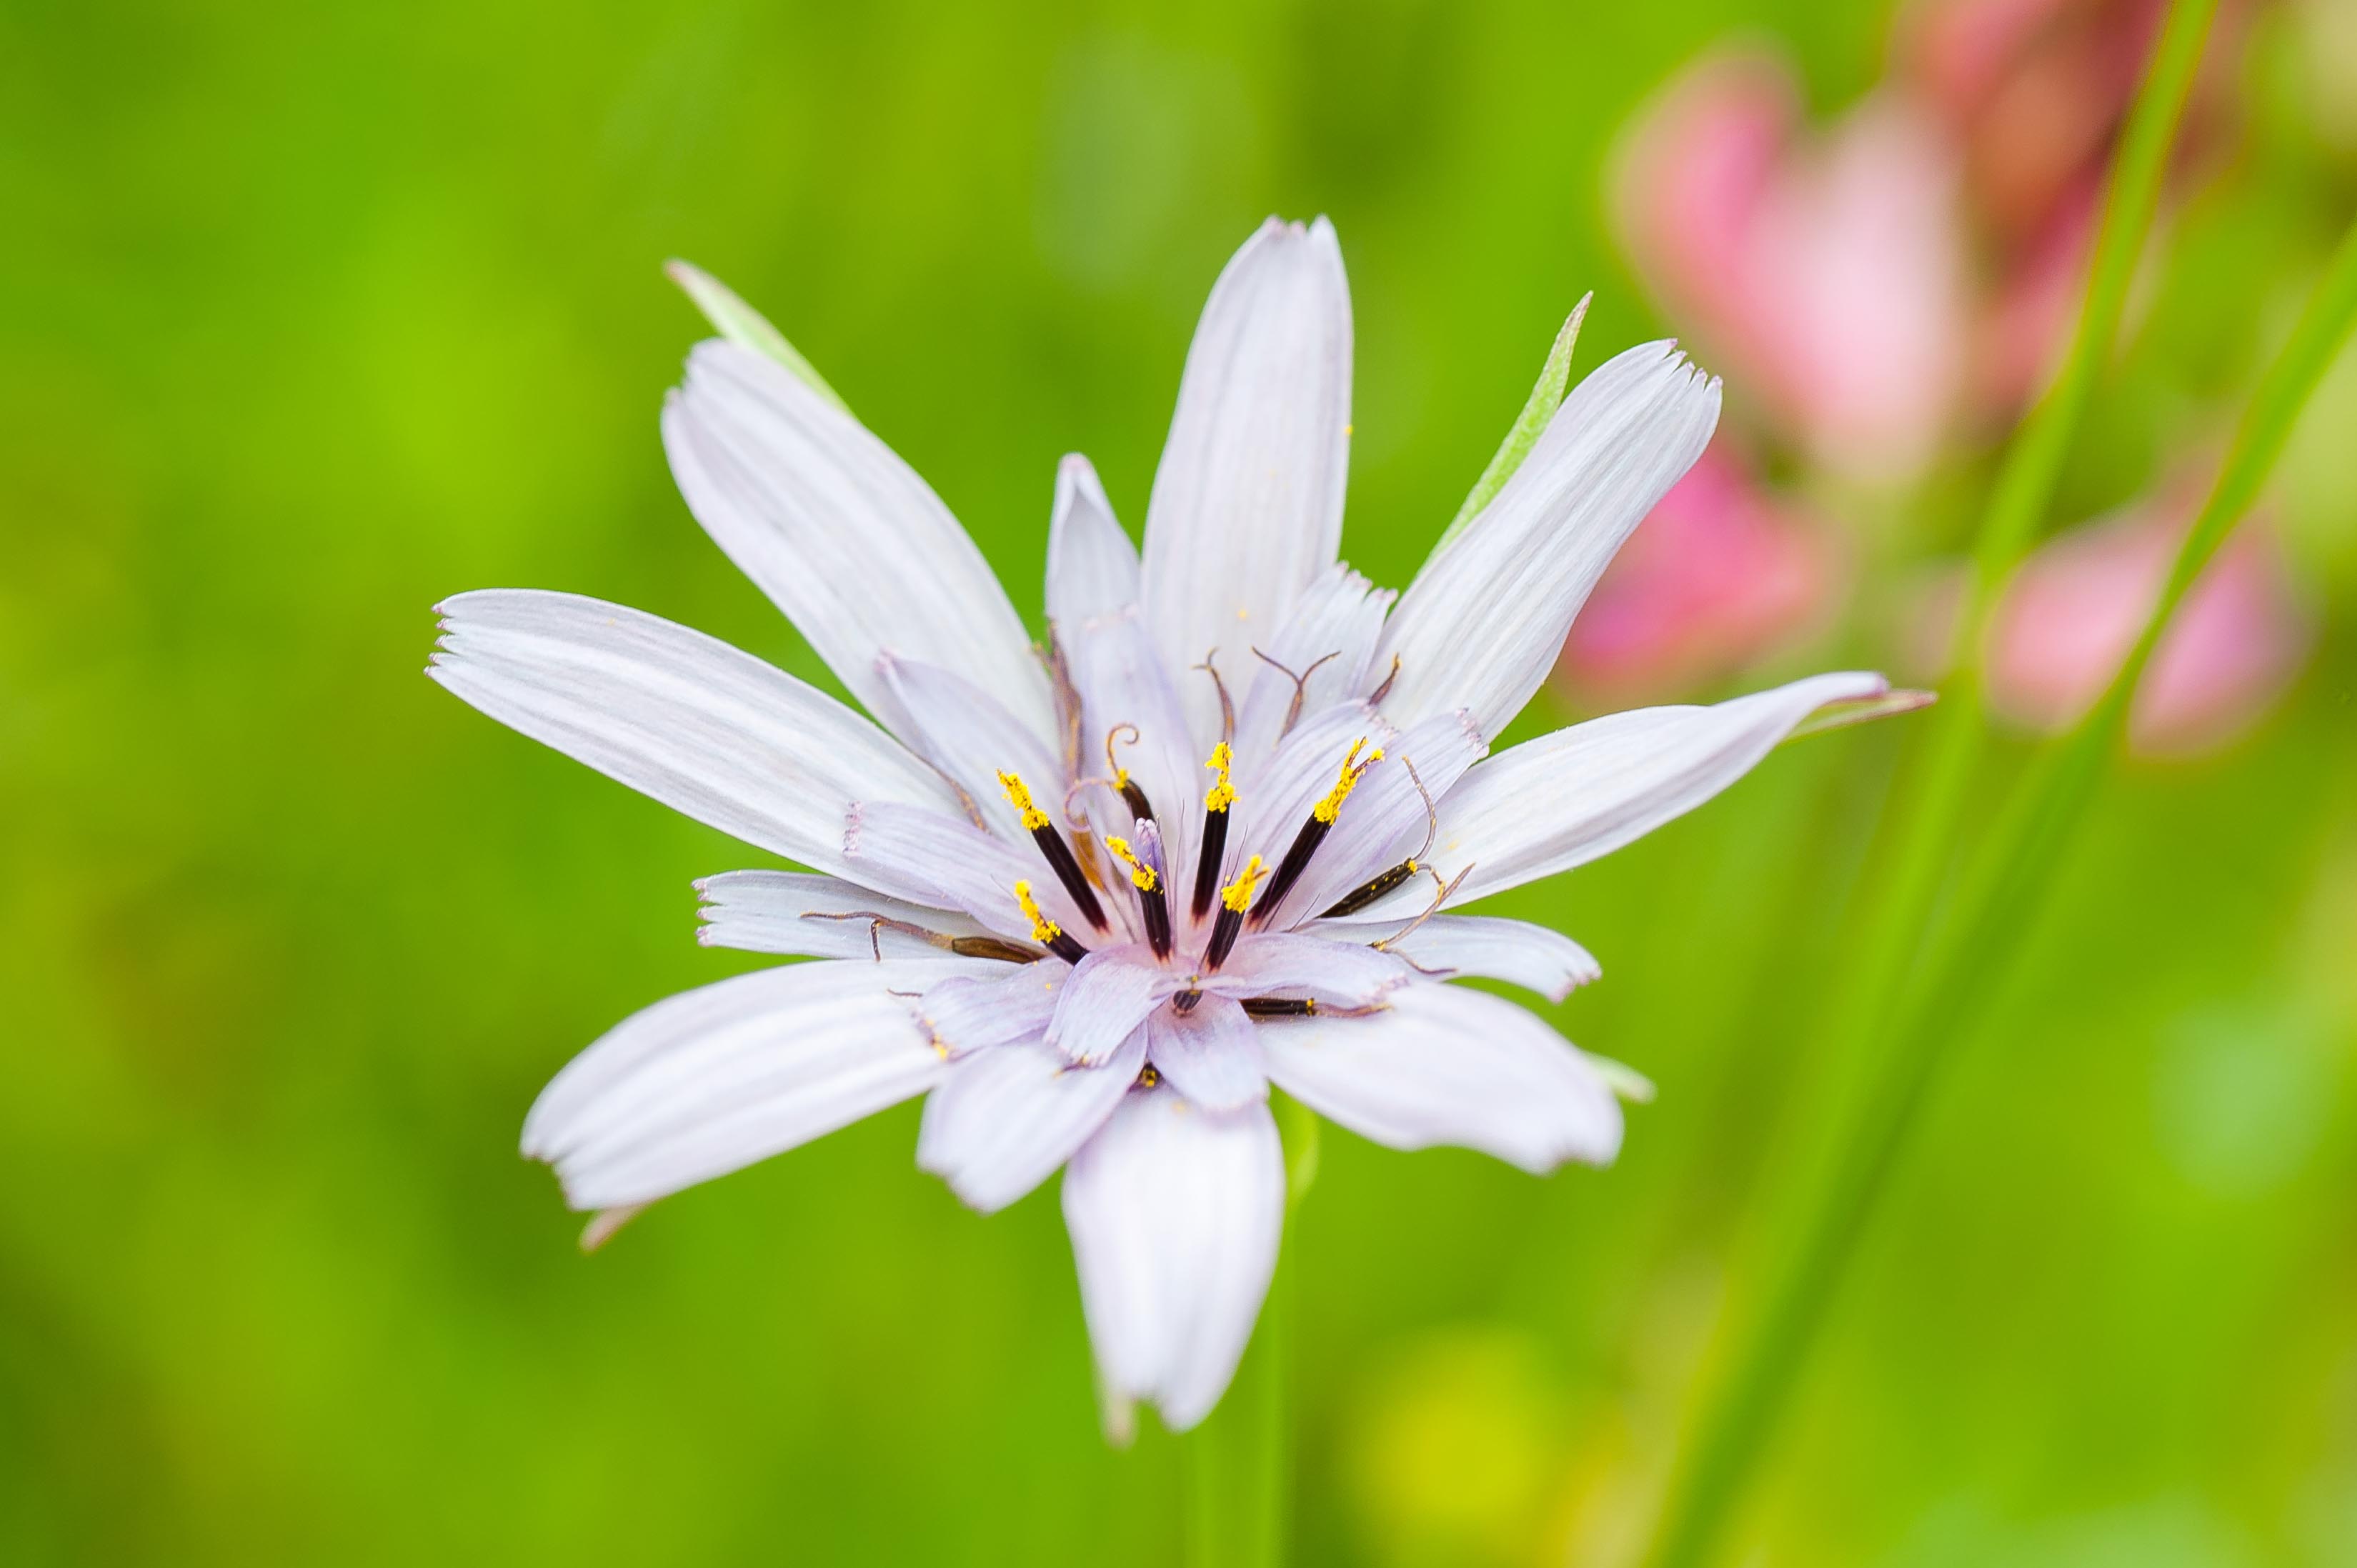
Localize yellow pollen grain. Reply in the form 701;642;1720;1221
1221;854;1267;914
1203;741;1235;812
1313;738;1383;824
997;771;1050;831
1104;835;1159;892
1014;879;1062;943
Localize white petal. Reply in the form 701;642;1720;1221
1227;699;1391;878
522;958;977;1210
1259;982;1620;1173
1146;994;1267;1112
1319;914;1600;1003
917;1030;1144;1212
431;591;955;899
878;654;1068;844
1047;947;1177;1066
1049;471;1204;901
844;802;1096;939
1142;218;1353;756
663;340;1055;744
1330;671;1893;923
696;870;990;959
1046;454;1142;627
1262;709;1487;927
1372;341;1721;739
913;964;1068;1057
1062;1087;1286;1430
1230;562;1395;763
1202;931;1414;1007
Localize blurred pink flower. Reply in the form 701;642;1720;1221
1982;491;2313;755
1559;441;1843;706
1613;51;1970;484
1896;0;2250;412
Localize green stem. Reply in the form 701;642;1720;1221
1637;6;2221;1566
1185;1096;1321;1568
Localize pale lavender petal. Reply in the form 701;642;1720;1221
844;802;1093;940
1227;699;1393;880
1143;218;1354;756
1047;947;1177;1066
430;591;955;902
1373;341;1721;739
917;1029;1145;1212
1045;454;1142;628
914;964;1067;1057
1145;994;1267;1112
663;341;1055;744
878;654;1068;844
1045;461;1203;894
1202;932;1412;1006
522;958;981;1210
1258;982;1620;1173
1322;914;1600;1002
1326;670;1892;923
1230;562;1395;761
1264;709;1487;927
696;870;992;960
1062;1087;1286;1430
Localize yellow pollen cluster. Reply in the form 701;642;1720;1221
1312;738;1383;824
1202;741;1235;812
997;771;1050;830
1103;835;1159;892
1221;854;1267;914
1013;879;1062;943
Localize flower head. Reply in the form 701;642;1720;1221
430;218;1890;1432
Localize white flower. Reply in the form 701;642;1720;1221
429;218;1889;1433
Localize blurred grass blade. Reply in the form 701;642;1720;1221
1432;296;1590;551
1909;209;2357;1068
1637;5;2221;1567
665;259;852;414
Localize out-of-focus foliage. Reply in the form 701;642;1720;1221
0;1;2351;1565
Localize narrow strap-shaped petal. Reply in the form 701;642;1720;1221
913;964;1067;1058
1046;454;1142;628
1327;671;1892;923
1228;699;1392;875
1049;469;1202;898
844;802;1094;941
663;340;1055;745
1062;1087;1286;1431
1259;982;1621;1173
1142;218;1353;756
918;1029;1145;1213
1200;932;1412;1007
1372;341;1721;739
878;654;1067;843
1312;914;1600;1002
1145;995;1267;1112
696;870;992;959
1230;562;1395;762
1047;947;1177;1066
430;591;955;899
1262;709;1487;927
522;958;981;1211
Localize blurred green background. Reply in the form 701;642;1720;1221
4;1;2354;1564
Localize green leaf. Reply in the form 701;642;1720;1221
664;259;852;414
1431;294;1590;553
